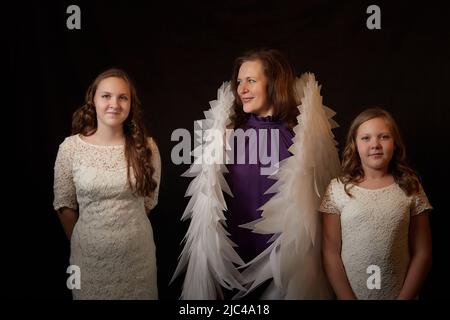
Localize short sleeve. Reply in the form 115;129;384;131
144;138;161;212
410;184;433;216
53;137;78;211
319;179;341;214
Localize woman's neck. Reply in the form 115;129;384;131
254;110;273;117
253;104;274;117
90;126;125;145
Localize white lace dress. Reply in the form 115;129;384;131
53;134;161;300
319;178;432;299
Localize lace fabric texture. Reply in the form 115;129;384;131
319;178;432;299
53;134;161;299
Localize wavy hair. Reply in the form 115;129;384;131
340;107;420;196
229;48;299;129
71;68;157;197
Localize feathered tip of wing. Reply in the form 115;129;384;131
237;73;340;299
171;82;247;299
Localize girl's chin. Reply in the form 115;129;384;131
100;120;126;128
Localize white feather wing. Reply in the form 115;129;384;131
237;73;340;299
171;82;246;299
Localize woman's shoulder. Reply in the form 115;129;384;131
55;135;81;161
329;177;345;189
59;134;80;149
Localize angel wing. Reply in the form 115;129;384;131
236;73;341;299
170;82;246;299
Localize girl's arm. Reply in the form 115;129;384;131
322;212;357;299
57;207;79;240
397;211;432;299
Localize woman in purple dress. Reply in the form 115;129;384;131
172;48;338;300
225;49;299;263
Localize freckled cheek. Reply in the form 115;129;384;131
356;144;366;157
386;150;394;159
356;149;365;161
383;144;394;155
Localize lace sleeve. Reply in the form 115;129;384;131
411;184;433;216
319;179;341;214
53;137;78;211
144;138;161;213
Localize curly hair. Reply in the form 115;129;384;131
340;107;420;196
71;68;157;197
229;48;299;129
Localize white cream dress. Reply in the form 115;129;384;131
319;178;432;299
53;134;161;299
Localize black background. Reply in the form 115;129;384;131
10;0;449;300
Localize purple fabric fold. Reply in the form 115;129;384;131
225;113;294;262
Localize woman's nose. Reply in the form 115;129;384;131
238;83;248;94
109;97;119;108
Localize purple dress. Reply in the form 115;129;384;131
225;114;294;263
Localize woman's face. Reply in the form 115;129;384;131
237;59;273;117
93;77;131;130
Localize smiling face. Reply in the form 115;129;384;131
236;59;273;117
93;76;131;131
355;117;395;174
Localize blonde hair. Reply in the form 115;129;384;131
340;107;420;196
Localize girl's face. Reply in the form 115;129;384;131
94;77;131;130
237;59;273;117
355;117;395;174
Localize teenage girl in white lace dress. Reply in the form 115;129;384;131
320;108;432;299
53;69;161;299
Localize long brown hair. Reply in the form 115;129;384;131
229;48;299;129
340;107;420;196
71;68;157;197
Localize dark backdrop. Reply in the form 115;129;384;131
10;0;449;300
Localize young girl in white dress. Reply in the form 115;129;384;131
320;107;432;299
53;68;161;299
